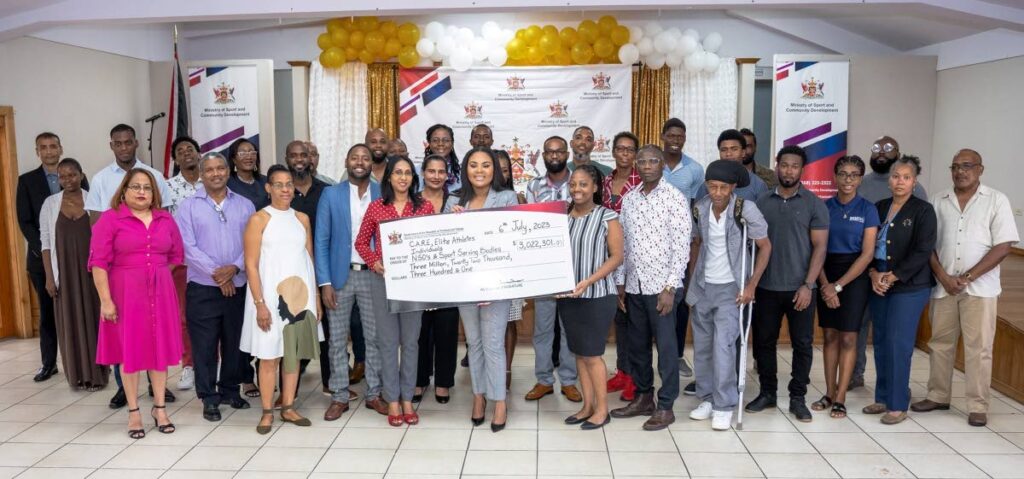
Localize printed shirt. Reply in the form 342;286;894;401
166;174;199;214
525;174;570;204
355;198;435;267
616;178;692;295
601;168;642;213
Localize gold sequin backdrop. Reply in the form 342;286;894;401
366;65;669;145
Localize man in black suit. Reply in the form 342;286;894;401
16;132;88;382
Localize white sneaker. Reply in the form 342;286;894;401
177;366;195;390
689;401;713;420
712;410;733;430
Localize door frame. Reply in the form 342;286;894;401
0;106;33;338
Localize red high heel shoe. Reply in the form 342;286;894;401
403;412;420;425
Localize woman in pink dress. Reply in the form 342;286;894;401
90;168;184;439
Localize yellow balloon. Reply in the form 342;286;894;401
398;46;420;68
538;32;561;55
603;52;620;64
542;25;559;37
358;49;375;64
345;47;359;61
598;15;618;35
349;30;365;49
593;37;614;58
559;27;579;46
526;45;545;64
384;38;402;58
326;19;346;35
320;47;344;68
611;25;630;46
379;20;397;37
317;32;333;50
556;48;573;66
577;20;598;43
524;25;543;46
330;29;350;49
357;16;379;33
365;30;385;54
507;37;527;60
570;41;594;64
397;23;420;46
515;29;526;40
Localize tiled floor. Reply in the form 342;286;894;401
0;338;1022;478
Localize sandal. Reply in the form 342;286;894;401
256;409;274;435
811;395;833;411
243;384;261;398
150;405;175;434
127;407;145;439
280;404;312;426
388;414;404;427
403;412;420;426
830;402;847;418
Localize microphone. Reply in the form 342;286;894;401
144;112;166;123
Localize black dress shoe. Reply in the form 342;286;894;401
744;392;777;413
203;403;222;422
789;397;812;422
148;385;177;403
564;413;592;425
412;393;423;403
221;396;251;409
435;392;450;404
33;366;58;382
109;388;127;409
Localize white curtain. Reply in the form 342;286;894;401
669;59;738;169
308;61;368;181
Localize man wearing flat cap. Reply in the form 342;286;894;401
684;160;772;430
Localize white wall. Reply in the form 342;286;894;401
0;37;157;178
931;55;1024;244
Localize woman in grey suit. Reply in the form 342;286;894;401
444;147;518;432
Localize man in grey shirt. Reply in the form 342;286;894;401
746;145;829;423
850;135;927;390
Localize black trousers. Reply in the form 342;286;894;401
627;292;681;410
185;282;246;405
417;307;459;388
613;305;631;374
752;287;815;398
675;297;690;358
29;268;57;369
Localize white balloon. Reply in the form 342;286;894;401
685;51;705;72
471;37;490;61
654;31;678;54
704;52;721;72
629;25;645;42
417;57;434;67
415;38;435;58
618;43;640;64
501;29;516;43
425;22;445;42
666;27;683;41
481;21;501;41
437;35;456;56
430;49;444;62
450;48;473;71
488;47;508;67
644;21;663;38
702;32;723;53
646;53;666;70
457;28;475;45
666;52;685;68
683;28;700;41
446;25;459;37
676;35;697;56
637;37;654;56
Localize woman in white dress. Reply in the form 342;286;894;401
241;165;322;434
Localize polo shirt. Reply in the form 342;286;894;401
825;195;880;254
663;153;704;200
932;185;1020;298
859;171;928;203
756;186;830;291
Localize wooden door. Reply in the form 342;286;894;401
0;106;33;338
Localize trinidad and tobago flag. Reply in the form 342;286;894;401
162;42;189;178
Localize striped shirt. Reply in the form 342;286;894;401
567;205;619;298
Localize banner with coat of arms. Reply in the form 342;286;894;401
188;64;261;156
772;57;849;198
398;66;632;191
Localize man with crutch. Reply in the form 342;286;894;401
685;160;771;430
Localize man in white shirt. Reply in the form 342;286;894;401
610;145;691;431
912;149;1019;427
83;123;173;409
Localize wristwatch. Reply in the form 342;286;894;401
663;286;676;295
833;283;843;293
804;282;815;291
253;298;265;305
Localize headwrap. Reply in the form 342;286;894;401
704;159;751;187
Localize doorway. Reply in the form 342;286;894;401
0;106;33;338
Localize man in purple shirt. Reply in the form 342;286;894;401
175;152;256;422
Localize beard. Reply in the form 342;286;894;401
371;151;387;164
869;156;894;175
544;160;567;174
290;166;310;180
742;155;754;165
779;176;800;188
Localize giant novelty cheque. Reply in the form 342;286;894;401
380;202;575;309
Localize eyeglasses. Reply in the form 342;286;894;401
836;172;862;180
613;146;637;153
391;170;414;178
949;163;979;172
635;158;662;166
213;204;226;223
126;184;153;193
236;150;257;157
270;182;294;190
871;143;896;154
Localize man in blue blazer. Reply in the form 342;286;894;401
315;143;383;421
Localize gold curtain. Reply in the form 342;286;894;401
631;66;671;146
367;63;399;139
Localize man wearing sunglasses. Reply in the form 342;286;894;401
174;152;256;421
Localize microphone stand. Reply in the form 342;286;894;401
147;118;158;169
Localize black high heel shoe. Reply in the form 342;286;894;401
127;407;145;439
471;416;485;426
150;405;175;434
490;420;506;432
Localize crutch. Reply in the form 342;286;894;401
735;220;756;430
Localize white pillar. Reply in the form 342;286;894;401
288;61;311;141
736;58;759;129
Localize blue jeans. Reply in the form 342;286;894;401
870;288;929;412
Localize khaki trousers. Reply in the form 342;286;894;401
926;294;998;414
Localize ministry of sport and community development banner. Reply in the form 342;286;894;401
398;66;632;192
188;64;261;156
773;57;849;198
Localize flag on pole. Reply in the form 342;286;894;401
162;31;189;178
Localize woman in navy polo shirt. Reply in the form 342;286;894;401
811;156;879;418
